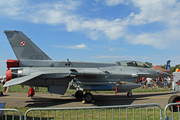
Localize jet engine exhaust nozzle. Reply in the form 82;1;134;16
6;69;23;82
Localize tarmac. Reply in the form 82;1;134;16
0;91;179;108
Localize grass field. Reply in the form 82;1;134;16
3;107;179;120
0;84;170;94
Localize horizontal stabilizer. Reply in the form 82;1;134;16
3;72;42;87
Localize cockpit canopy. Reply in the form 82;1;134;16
116;61;150;68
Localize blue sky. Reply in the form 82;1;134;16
0;0;180;75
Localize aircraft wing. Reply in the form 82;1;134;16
3;72;43;87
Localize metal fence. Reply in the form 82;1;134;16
24;103;162;120
2;103;180;120
164;103;180;120
0;108;22;120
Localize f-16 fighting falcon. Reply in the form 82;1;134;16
3;30;171;102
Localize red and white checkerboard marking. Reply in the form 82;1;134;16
20;41;26;46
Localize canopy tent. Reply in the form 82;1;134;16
152;65;172;74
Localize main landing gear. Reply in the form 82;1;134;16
75;91;132;103
84;92;93;103
75;90;93;103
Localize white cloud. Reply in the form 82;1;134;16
105;0;129;6
73;43;87;49
109;48;116;51
130;0;178;25
123;0;180;49
28;0;82;26
125;32;167;49
52;43;88;49
0;0;26;16
81;19;127;40
0;0;128;40
1;0;180;49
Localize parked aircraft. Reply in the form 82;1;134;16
3;30;171;102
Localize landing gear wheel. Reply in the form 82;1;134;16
84;93;93;103
75;90;83;99
127;92;132;97
168;95;180;112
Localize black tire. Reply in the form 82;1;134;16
127;92;132;97
168;95;180;112
84;93;93;103
75;90;83;99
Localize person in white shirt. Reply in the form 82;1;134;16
146;77;152;90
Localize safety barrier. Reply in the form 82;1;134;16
24;103;162;120
3;103;180;120
164;103;180;120
0;108;22;120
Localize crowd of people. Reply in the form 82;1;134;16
138;76;173;90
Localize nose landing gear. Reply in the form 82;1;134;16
75;90;83;99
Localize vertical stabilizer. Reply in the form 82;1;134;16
4;30;52;60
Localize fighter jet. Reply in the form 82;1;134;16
3;30;170;102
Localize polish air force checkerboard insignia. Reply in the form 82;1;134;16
20;41;26;46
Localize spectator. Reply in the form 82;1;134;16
142;77;146;88
167;76;171;90
164;77;167;88
146;77;152;90
159;76;164;88
161;76;164;88
155;77;159;88
172;76;174;90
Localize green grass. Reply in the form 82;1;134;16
3;107;180;120
0;84;170;94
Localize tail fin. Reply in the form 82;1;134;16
4;30;52;60
166;60;171;70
